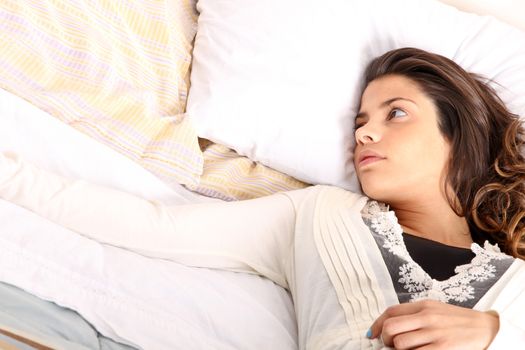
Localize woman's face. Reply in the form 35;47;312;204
353;74;451;204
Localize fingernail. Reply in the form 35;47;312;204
366;328;372;338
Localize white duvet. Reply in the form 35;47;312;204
0;89;297;349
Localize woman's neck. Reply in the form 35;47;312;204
390;198;473;249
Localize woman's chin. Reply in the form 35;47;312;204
361;185;391;202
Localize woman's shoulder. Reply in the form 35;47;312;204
314;184;369;201
283;184;369;211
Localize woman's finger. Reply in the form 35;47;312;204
369;300;437;338
414;345;440;350
389;328;439;350
379;313;430;346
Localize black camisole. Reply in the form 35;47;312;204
402;232;476;281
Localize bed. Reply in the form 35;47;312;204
0;89;297;349
0;0;524;349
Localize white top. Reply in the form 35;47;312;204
0;152;524;349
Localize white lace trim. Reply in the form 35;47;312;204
363;201;510;304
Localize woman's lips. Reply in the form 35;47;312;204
359;156;385;167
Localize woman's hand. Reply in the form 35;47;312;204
369;300;499;350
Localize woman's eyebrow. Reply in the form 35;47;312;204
355;97;416;120
381;97;416;106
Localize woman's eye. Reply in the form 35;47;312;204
354;123;364;130
389;108;407;119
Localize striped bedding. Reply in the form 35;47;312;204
0;0;308;200
189;142;309;200
0;0;201;186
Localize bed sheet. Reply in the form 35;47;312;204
0;88;205;204
0;88;298;349
0;282;135;350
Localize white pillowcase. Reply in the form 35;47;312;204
438;0;525;31
187;0;525;191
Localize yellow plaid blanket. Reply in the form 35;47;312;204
0;0;201;186
0;0;308;200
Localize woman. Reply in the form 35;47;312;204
0;48;524;349
352;48;525;349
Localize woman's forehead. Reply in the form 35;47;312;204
360;75;425;109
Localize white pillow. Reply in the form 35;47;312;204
438;0;525;31
187;0;525;191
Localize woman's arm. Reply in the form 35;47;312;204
0;152;296;289
488;314;525;349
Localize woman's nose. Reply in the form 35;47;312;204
355;123;381;145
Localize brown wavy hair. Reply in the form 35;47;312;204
361;47;525;260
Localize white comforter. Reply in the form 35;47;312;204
0;89;297;349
